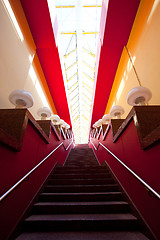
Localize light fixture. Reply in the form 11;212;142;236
110;105;125;119
96;119;103;127
59;119;70;129
37;107;52;120
51;115;60;125
59;119;66;127
93;121;99;128
65;124;70;129
127;86;152;106
93;119;103;128
9;89;34;108
102;114;111;124
93;122;97;128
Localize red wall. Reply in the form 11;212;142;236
0;121;73;240
89;120;160;239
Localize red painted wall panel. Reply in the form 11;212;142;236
0;121;73;240
90;120;160;239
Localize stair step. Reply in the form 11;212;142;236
49;173;111;179
64;162;98;165
24;213;138;231
47;178;114;185
65;160;98;163
64;165;99;168
55;166;107;170
39;192;123;202
16;231;149;240
32;201;130;214
64;160;98;163
53;169;109;174
44;184;119;193
17;146;149;238
54;167;108;173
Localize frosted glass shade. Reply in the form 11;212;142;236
52;115;60;125
9;89;34;108
102;114;111;124
110;105;125;118
93;121;98;128
37;107;51;120
127;86;152;106
60;120;70;129
59;120;70;129
65;124;70;129
94;119;103;127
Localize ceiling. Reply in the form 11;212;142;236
20;0;140;141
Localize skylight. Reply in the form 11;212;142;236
2;0;24;41
53;0;102;143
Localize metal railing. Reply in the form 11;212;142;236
65;140;73;150
90;140;160;200
0;140;73;202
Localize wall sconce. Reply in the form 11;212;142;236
102;114;111;124
59;119;66;128
127;86;152;106
65;124;70;129
110;105;125;119
93;119;103;128
51;115;60;125
37;107;51;120
93;122;97;128
96;119;103;126
9;89;34;108
59;119;70;129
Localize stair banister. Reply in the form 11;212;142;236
0;140;73;202
90;140;160;200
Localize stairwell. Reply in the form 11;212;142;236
16;144;149;239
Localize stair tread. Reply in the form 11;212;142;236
50;175;113;181
50;174;111;178
52;172;109;173
40;192;122;196
18;147;149;238
39;192;123;201
53;172;108;174
26;213;137;222
16;231;149;240
56;166;107;168
55;168;107;171
55;169;108;172
46;184;118;187
51;173;110;175
48;179;114;184
35;201;128;206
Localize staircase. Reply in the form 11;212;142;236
16;144;149;239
